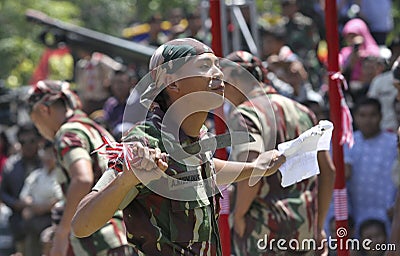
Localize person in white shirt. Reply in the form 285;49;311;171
19;141;63;256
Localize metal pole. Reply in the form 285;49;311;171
232;5;258;55
248;0;260;57
220;0;230;56
230;5;241;52
325;0;349;255
210;2;231;255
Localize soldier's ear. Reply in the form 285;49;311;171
166;82;179;93
35;103;51;116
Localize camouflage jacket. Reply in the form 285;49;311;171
121;106;222;256
54;110;128;255
54;110;112;189
229;86;318;255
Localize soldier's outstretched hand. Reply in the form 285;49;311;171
250;150;286;182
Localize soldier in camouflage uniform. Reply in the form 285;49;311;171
71;38;286;256
27;80;132;256
280;0;322;88
222;51;335;255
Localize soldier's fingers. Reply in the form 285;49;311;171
154;148;161;161
157;152;168;171
140;147;151;170
137;143;144;158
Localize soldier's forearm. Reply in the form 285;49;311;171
72;170;138;237
317;151;336;229
214;158;255;185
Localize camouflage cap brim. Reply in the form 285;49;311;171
27;80;81;112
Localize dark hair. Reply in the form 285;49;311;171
16;123;40;141
359;219;386;238
353;97;382;115
393;56;400;80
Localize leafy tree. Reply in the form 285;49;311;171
0;0;80;87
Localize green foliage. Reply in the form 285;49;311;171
131;0;199;23
69;0;135;36
388;0;400;44
0;0;80;87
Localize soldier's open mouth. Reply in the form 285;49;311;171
208;78;225;91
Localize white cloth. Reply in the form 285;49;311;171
278;120;333;187
19;167;63;205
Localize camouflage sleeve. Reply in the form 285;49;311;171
91;169;118;192
92;169;139;210
228;107;265;161
55;128;91;170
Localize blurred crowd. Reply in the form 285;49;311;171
0;0;399;255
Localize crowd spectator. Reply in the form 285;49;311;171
360;56;386;89
280;0;320;59
75;51;123;115
18;141;63;256
102;66;138;131
367;52;399;132
166;7;187;39
344;98;397;236
339;18;380;107
0;123;42;255
179;8;210;43
125;13;170;47
260;24;299;63
358;219;387;256
280;0;322;87
267;57;324;105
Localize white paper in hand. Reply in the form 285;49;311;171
278;120;333;187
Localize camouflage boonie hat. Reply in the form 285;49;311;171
141;38;214;108
27;80;82;112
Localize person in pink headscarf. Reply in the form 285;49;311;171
339;18;380;106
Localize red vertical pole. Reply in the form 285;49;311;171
210;1;231;255
325;1;349;255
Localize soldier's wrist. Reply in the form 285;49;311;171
120;168;141;187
